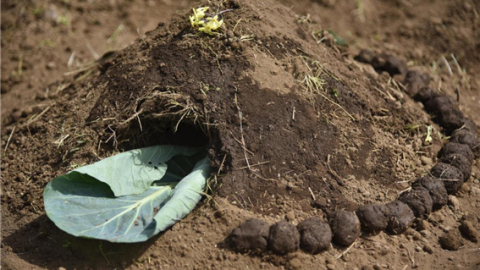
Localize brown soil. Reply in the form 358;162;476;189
2;0;480;269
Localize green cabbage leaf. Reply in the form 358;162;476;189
43;145;210;243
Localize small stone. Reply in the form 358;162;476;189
462;213;478;226
326;263;336;270
288;258;303;270
423;244;433;254
412;231;422;241
417;220;430;231
460;183;471;193
415;246;422;252
471;186;480;197
448;195;460;210
286;211;295;221
420;156;432;166
46;61;56;70
420;230;431;238
459;220;479;243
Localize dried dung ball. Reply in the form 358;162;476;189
371;53;407;76
414;87;441;103
440;153;472;182
297;217;332;254
228;219;269;252
450;129;480;157
356;204;391;233
398;186;433;218
424;96;464;133
461;118;478;134
411;177;448;210
438;142;474;163
439;230;463;251
268;220;300;255
430;162;464;194
355;49;376;64
403;70;430;96
439;109;467;134
330;210;361;246
424;96;456;114
386;200;414;234
459;220;479;243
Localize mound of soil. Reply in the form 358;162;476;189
2;0;480;269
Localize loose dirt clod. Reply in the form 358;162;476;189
403;70;430;96
330;210;361;246
414;87;441;103
439;230;463;251
438;142;474;163
459;220;479;243
385;200;414;234
439;153;472;182
411;177;448;210
268;220;300;255
372;53;407;76
430;162;465;194
356;204;391;233
354;49;376;64
450;129;480;158
296;217;332;254
228;219;270;253
354;50;407;76
398;186;433;218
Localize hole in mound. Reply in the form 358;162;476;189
117;117;210;149
112;115;230;178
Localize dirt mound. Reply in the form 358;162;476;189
2;0;480;269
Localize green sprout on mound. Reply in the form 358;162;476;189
189;7;233;35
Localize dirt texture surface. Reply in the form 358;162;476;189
2;0;480;269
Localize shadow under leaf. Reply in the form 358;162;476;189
3;215;163;269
